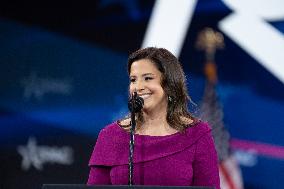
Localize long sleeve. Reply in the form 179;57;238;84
87;166;111;185
193;132;220;189
87;121;219;186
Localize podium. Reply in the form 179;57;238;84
42;184;214;189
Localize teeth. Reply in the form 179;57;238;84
139;94;151;99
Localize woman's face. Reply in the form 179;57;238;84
129;59;167;113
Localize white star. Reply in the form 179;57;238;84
17;137;43;171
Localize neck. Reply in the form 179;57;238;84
137;109;177;136
143;111;167;126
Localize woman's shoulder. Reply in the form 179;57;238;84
180;116;210;129
99;117;133;136
101;121;118;130
89;121;129;166
184;119;212;136
98;121;124;137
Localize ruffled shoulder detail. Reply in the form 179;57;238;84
89;121;211;166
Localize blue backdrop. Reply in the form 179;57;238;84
0;0;283;189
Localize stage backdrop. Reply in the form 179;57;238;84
0;0;283;189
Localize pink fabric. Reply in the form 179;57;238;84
87;121;220;189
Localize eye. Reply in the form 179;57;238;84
130;78;136;83
145;77;153;81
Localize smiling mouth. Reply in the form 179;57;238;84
138;93;151;100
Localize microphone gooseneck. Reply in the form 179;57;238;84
128;92;143;186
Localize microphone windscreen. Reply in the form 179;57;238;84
128;93;144;113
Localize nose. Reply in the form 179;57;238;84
135;79;145;92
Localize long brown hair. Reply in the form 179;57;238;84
122;47;196;132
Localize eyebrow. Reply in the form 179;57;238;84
130;73;155;78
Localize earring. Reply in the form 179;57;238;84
168;96;173;102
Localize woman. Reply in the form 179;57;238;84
87;47;220;188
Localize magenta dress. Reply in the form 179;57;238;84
87;121;220;189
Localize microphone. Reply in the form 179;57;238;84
128;92;144;113
128;91;144;185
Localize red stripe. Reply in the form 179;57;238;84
219;162;238;189
230;138;284;160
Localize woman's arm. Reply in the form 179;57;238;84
87;165;111;185
192;132;220;189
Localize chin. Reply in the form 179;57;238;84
141;106;150;112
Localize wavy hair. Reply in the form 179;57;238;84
122;47;196;132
